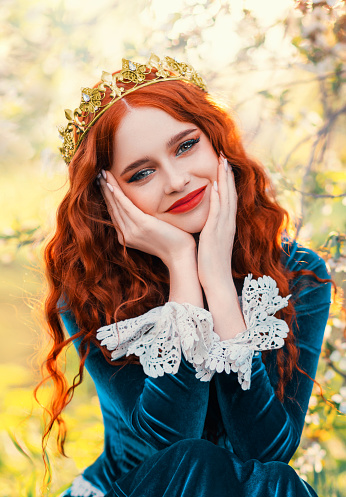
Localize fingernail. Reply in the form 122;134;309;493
96;178;100;186
97;173;101;179
213;180;218;192
106;182;114;192
224;158;228;172
101;169;107;180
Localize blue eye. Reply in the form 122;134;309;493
176;137;200;156
127;169;154;183
127;137;200;183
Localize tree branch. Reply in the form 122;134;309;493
232;70;346;110
281;181;346;198
325;358;346;381
295;103;346;236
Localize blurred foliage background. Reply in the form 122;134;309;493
0;0;345;495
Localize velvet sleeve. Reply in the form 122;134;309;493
213;242;331;463
60;309;210;451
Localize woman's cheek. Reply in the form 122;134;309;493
196;155;218;181
132;194;156;215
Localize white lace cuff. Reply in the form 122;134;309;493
96;301;214;378
195;274;291;389
96;274;291;390
69;475;104;496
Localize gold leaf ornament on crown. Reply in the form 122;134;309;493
58;53;208;165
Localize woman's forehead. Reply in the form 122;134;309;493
116;106;194;134
113;107;198;164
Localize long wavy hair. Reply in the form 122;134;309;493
36;74;309;460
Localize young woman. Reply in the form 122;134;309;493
41;54;331;496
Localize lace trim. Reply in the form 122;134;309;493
70;475;104;497
96;274;290;389
97;302;213;378
195;274;291;389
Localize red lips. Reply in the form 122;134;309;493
165;185;207;213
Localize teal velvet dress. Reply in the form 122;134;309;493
59;240;331;497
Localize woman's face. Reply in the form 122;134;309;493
110;106;219;233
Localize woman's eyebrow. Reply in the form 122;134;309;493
120;157;151;177
120;128;198;177
166;128;198;148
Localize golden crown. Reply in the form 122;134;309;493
58;53;207;165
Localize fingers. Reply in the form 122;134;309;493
228;170;237;213
100;169;134;224
99;176;126;229
103;169;145;220
219;154;237;205
99;179;128;248
216;154;232;217
217;155;230;210
225;158;238;210
98;172;130;248
206;155;230;227
98;169;151;248
208;179;221;221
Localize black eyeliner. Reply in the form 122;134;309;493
176;137;200;156
127;136;200;183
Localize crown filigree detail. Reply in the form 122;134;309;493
58;53;207;165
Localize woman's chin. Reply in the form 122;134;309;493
170;215;208;234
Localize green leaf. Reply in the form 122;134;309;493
7;431;34;466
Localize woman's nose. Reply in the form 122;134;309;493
163;163;190;194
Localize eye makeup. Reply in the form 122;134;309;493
176;137;200;156
127;136;200;184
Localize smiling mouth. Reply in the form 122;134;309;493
166;186;207;214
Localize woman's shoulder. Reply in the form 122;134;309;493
280;237;330;280
280;237;332;311
57;298;92;347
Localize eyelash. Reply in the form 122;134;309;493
127;137;200;183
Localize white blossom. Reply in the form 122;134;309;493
331;393;343;403
295;443;326;479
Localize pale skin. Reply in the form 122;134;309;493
99;106;246;340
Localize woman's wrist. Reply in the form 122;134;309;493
162;239;197;266
204;276;246;341
167;249;203;308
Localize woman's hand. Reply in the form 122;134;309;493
99;170;196;267
197;155;237;291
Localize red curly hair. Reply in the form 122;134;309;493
36;75;304;463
